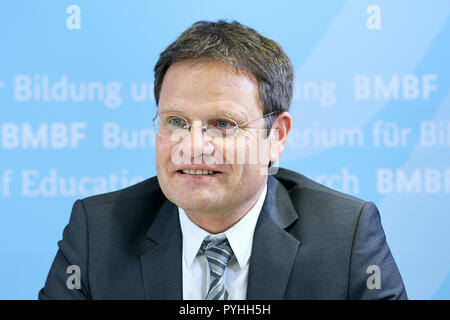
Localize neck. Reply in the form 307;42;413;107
184;183;266;234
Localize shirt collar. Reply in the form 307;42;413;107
178;183;267;269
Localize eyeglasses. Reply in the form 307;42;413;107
152;110;277;140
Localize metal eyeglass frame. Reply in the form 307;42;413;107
152;111;277;137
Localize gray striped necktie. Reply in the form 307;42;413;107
200;234;234;300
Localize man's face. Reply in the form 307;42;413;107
155;60;270;215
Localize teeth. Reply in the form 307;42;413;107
182;169;215;175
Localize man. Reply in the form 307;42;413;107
39;20;407;299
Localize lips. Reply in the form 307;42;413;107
180;169;218;175
175;165;224;175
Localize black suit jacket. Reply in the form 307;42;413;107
39;168;407;299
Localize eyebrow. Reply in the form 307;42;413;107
158;105;184;113
212;111;248;122
158;106;249;123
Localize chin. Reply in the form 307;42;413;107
173;193;220;212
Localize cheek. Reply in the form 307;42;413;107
155;140;173;170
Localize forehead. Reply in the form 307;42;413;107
158;60;262;118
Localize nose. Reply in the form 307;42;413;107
182;120;215;162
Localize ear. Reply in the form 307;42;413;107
268;112;291;163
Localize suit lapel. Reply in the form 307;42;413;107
140;200;183;300
246;175;301;299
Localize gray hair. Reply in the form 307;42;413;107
153;20;294;133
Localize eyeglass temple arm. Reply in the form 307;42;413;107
238;111;277;128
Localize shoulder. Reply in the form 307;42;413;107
274;167;365;207
81;176;164;207
273;167;367;233
63;176;168;261
73;176;167;233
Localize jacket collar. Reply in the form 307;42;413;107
246;175;301;299
141;199;183;299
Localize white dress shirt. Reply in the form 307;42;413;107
178;183;267;300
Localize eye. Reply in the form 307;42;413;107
216;119;233;129
168;117;185;127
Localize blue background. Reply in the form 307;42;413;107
0;0;449;299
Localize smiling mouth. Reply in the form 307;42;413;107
177;169;221;175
